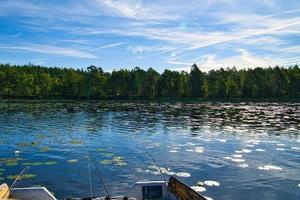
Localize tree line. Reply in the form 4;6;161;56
0;63;299;99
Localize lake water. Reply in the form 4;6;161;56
0;101;299;199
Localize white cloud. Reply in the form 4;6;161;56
96;0;178;21
91;42;124;51
127;45;172;54
0;44;98;59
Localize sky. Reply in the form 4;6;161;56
0;0;299;72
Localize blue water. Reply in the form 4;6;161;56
0;101;299;199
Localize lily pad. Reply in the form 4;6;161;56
100;160;113;165
7;174;36;180
176;172;191;177
191;186;206;192
44;161;57;165
70;140;82;145
67;159;79;163
204;180;220;187
22;162;44;166
40;146;51;152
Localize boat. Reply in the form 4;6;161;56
1;176;207;200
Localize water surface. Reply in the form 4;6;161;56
0;101;299;199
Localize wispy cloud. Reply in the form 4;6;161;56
0;44;98;59
0;0;299;69
91;42;124;51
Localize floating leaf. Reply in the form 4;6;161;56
44;161;57;165
7;174;36;180
67;159;78;163
40;146;51;152
115;162;127;166
70;140;82;145
100;160;113;165
191;186;206;192
96;148;107;152
22;162;44;166
176;172;191;177
197;181;205;186
204;180;220;187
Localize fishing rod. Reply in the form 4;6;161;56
146;152;168;184
4;166;30;198
84;145;111;199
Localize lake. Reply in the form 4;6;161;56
0;101;299;200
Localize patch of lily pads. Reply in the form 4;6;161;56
7;173;36;180
100;156;127;167
0;157;25;167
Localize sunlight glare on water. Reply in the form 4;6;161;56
0;101;299;200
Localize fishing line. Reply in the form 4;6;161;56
86;148;93;197
84;144;111;199
5;166;30;197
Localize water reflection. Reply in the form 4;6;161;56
0;101;299;200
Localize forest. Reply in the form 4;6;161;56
0;63;300;100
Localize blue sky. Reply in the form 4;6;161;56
0;0;299;72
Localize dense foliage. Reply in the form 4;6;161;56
0;63;300;99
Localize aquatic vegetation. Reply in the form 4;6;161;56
96;148;107;152
1;157;25;167
100;152;115;157
22;162;44;166
258;165;282;171
115;162;127;166
7;174;36;180
44;161;57;165
67;159;79;163
40;146;51;152
70;140;83;145
191;186;206;192
204;180;220;187
100;156;128;166
176;172;191;177
100;160;113;165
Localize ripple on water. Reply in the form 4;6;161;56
255;149;265;152
239;163;249;168
242;149;252;153
258;165;282;171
